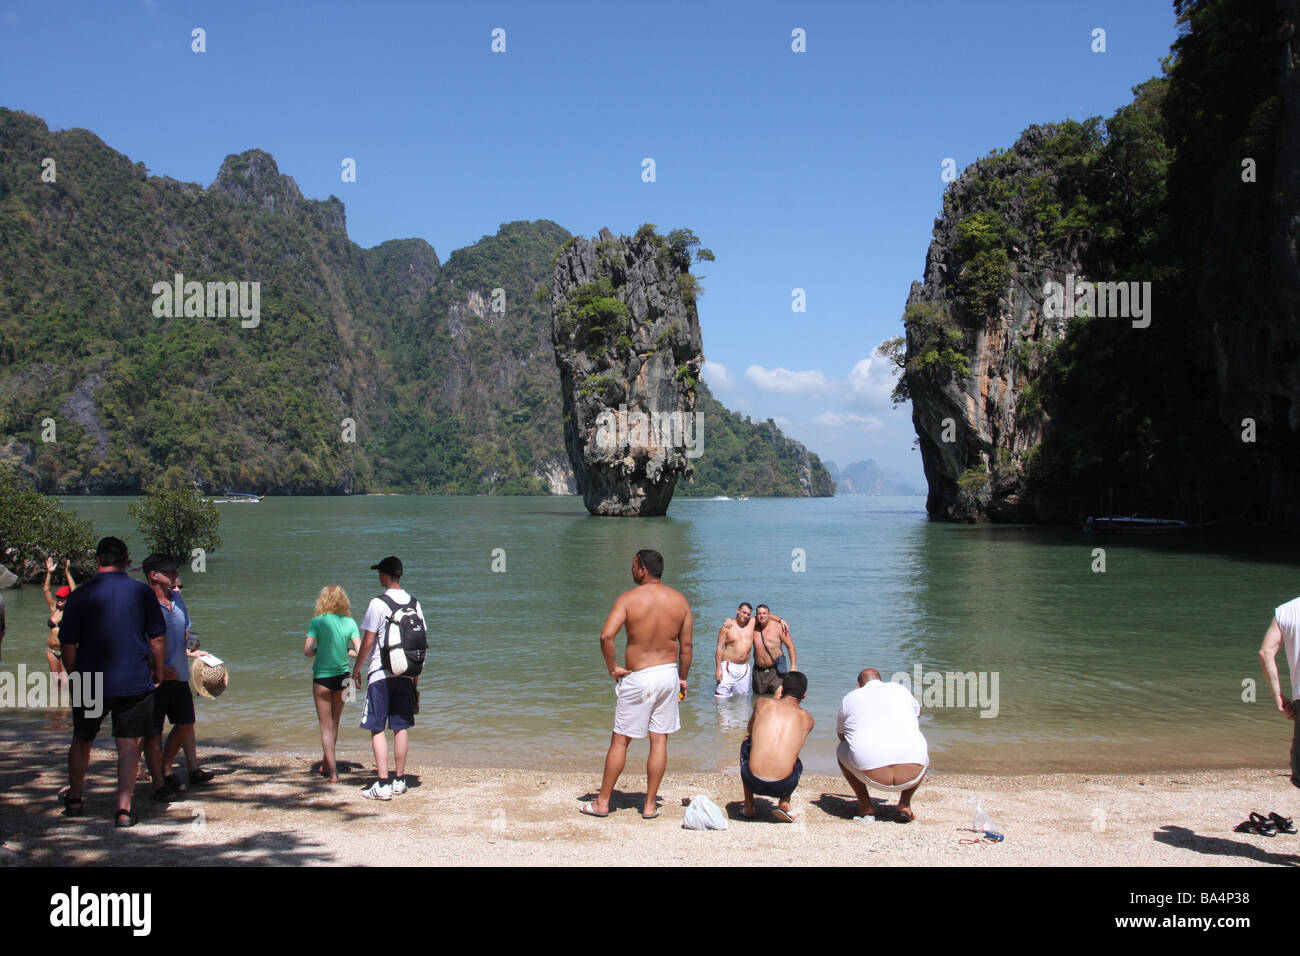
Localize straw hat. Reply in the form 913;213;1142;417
189;656;228;699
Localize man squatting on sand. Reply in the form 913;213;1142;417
581;549;692;819
714;602;756;698
836;668;929;821
741;670;814;821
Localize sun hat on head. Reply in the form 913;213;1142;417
190;656;228;700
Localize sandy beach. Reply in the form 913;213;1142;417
1;736;1297;867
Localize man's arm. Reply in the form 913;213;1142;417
677;603;693;687
714;621;730;682
780;621;796;670
1259;619;1295;717
149;634;166;685
600;597;628;679
353;629;376;683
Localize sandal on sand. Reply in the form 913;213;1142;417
61;791;84;817
578;802;609;818
1268;812;1296;834
151;785;178;803
771;808;795;823
891;808;916;824
114;809;138;828
642;809;660;820
1234;812;1277;836
164;774;188;794
188;767;215;784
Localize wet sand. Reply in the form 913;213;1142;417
1;736;1297;866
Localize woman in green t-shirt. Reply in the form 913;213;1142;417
304;585;361;783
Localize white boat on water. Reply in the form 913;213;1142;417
222;491;264;503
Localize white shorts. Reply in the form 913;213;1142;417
836;740;928;792
714;660;752;698
613;663;681;738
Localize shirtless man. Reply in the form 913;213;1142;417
581;549;693;819
741;671;814;822
714;603;756;698
751;604;796;695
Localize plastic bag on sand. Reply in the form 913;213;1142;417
682;795;728;830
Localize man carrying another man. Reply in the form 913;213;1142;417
740;671;814;822
836;668;929;822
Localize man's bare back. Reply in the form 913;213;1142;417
600;555;693;679
747;694;814;779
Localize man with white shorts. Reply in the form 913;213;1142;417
581;549;693;819
836;667;929;822
714;603;756;699
1259;595;1300;787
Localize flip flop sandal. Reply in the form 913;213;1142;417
151;786;178;803
771;808;795;823
578;802;609;818
642;809;661;820
1234;813;1277;836
114;809;138;828
188;768;215;784
1268;812;1297;834
164;774;188;793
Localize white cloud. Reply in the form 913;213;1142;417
846;343;902;410
810;412;884;431
744;365;834;397
702;360;733;389
772;416;792;428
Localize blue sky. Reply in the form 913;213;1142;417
0;0;1180;485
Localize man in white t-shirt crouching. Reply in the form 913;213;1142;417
352;556;427;801
835;668;929;822
1258;596;1300;788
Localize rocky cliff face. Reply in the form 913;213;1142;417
901;126;1082;522
550;228;704;515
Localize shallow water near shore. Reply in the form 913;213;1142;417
1;494;1297;776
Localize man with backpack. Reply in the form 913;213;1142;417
351;556;427;800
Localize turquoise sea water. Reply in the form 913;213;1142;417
2;495;1297;775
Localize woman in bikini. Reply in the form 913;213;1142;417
42;557;76;691
305;585;361;783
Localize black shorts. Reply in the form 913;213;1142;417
73;690;156;742
153;680;196;734
313;673;347;691
752;666;782;695
740;738;802;799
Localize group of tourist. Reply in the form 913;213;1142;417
54;537;212;827
39;537;1300;831
577;550;930;823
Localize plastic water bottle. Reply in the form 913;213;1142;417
970;798;1004;841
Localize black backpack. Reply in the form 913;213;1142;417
378;594;427;678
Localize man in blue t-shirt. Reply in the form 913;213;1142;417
59;537;168;827
142;553;213;791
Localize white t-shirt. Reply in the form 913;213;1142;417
836;679;929;770
1275;597;1300;700
360;588;427;681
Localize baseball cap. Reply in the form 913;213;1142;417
370;556;403;576
55;586;72;599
